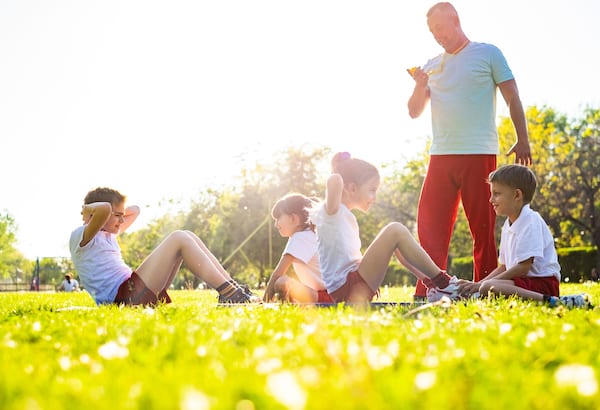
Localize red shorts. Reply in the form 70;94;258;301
317;289;334;303
114;271;160;306
329;271;377;303
513;276;560;297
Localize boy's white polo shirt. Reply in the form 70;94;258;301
499;204;561;280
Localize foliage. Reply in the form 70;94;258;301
1;284;599;410
557;247;599;283
37;258;74;287
98;106;600;287
6;106;600;286
498;107;600;270
119;213;190;287
0;211;27;281
119;146;330;288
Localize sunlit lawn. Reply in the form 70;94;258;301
1;283;599;410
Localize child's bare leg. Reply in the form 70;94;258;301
479;279;544;302
136;230;232;293
360;222;442;291
163;257;183;289
183;231;232;280
274;276;318;303
391;225;444;278
394;249;430;281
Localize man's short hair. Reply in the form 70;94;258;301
488;165;537;203
427;2;459;19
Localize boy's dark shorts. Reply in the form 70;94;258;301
114;271;171;306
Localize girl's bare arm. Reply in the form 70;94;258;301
325;173;344;215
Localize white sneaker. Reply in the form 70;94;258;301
427;276;460;303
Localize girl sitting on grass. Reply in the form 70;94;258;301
69;187;259;306
263;193;333;303
310;152;458;304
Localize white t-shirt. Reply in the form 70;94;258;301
61;278;79;291
498;204;561;280
310;202;362;293
69;225;132;304
283;230;325;291
423;42;514;155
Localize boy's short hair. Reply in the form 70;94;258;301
488;165;537;203
84;187;126;205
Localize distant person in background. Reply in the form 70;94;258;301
591;268;599;282
57;273;80;292
407;2;531;301
30;276;39;291
263;193;333;303
69;187;260;306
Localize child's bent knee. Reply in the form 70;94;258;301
168;230;193;244
384;222;409;238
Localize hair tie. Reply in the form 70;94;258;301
339;152;351;160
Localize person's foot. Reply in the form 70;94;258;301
548;294;593;309
426;276;460;303
218;282;261;303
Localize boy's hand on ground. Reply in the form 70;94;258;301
457;280;479;297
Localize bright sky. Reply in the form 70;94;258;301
1;0;599;260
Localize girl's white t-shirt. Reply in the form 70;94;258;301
283;230;325;291
310;202;362;293
69;225;132;304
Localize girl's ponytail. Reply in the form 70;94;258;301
331;151;379;186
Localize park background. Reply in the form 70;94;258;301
1;0;599;290
2;111;599;291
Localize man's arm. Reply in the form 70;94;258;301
407;68;430;119
499;79;532;165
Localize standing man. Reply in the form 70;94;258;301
407;2;532;300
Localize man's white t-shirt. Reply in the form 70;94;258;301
424;41;514;155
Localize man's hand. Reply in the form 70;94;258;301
506;140;532;166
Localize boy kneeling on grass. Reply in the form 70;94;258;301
457;165;592;308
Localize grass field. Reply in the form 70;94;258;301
1;283;599;410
